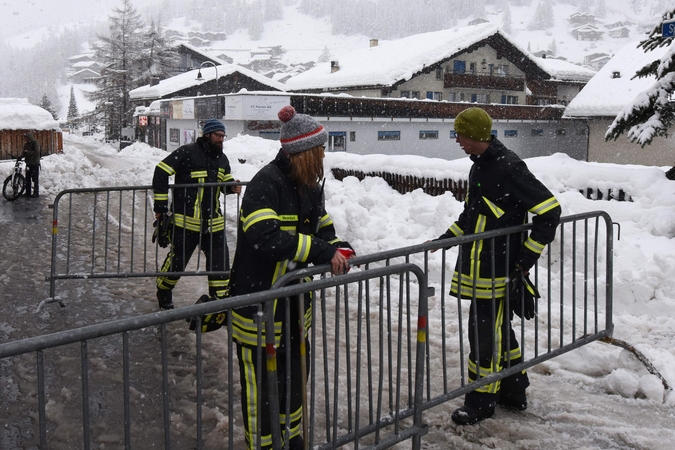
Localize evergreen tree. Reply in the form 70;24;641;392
87;0;145;140
594;0;608;18
528;1;554;30
67;86;80;130
139;18;180;84
318;45;331;63
249;0;265;40
502;3;513;35
606;9;675;159
40;94;59;120
549;38;558;56
264;0;283;21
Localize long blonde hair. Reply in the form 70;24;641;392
289;145;325;190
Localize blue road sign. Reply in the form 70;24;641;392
662;20;675;37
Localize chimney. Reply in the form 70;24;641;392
331;61;340;73
150;76;160;86
370;38;379;47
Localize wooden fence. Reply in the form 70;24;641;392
0;129;63;160
331;168;633;202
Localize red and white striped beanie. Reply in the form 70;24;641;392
278;105;327;154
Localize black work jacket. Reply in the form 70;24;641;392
23;139;41;166
229;150;344;346
438;138;561;299
152;137;235;232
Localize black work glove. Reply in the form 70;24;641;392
152;213;172;248
188;294;228;333
509;267;540;320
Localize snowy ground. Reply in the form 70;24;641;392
1;133;675;448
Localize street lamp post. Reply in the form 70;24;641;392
104;101;113;142
196;61;220;118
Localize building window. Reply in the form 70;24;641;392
450;130;457;139
328;131;347;151
504;129;518;138
532;129;544;136
501;95;518;104
448;92;464;102
470;62;477;74
435;67;443;80
491;130;498;137
557;129;567;136
496;64;510;77
401;90;420;99
350;131;356;141
419;130;439;140
471;93;490;104
378;130;401;141
453;60;466;74
426;91;442;101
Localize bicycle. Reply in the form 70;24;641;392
3;154;26;201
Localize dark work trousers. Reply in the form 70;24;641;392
156;226;230;298
464;296;530;410
236;299;309;450
25;164;39;196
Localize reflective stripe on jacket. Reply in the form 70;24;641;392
152;137;235;232
439;138;561;299
229;150;341;346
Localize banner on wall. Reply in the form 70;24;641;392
225;95;289;120
172;101;183;120
182;99;195;120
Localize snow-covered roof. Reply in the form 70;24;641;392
533;57;596;82
129;63;286;100
285;23;508;91
0;98;60;130
284;23;579;91
564;41;670;118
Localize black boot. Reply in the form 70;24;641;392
157;289;174;310
498;391;528;411
451;404;494;425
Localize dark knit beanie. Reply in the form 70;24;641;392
202;119;225;135
454;107;493;142
278;106;327;155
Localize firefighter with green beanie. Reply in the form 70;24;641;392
435;107;561;425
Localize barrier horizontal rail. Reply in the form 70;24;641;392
44;182;244;309
11;205;612;449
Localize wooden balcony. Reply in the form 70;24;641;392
444;72;525;91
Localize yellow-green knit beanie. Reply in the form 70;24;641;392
454;107;493;142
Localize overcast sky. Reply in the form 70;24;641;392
0;0;160;39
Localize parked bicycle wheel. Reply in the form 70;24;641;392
3;173;26;201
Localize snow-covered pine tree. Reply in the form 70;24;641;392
528;1;554;30
40;94;59;121
138;18;180;86
249;0;265;40
502;3;513;35
87;0;145;140
67;86;79;127
318;46;331;63
605;9;675;176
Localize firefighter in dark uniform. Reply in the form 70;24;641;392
228;106;353;449
152;119;241;310
436;107;561;425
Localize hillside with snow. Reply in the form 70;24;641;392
0;0;669;120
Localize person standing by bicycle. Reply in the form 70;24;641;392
152;119;241;310
22;132;41;198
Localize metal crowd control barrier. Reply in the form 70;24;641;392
43;182;242;310
0;262;429;450
3;209;613;449
341;210;614;415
